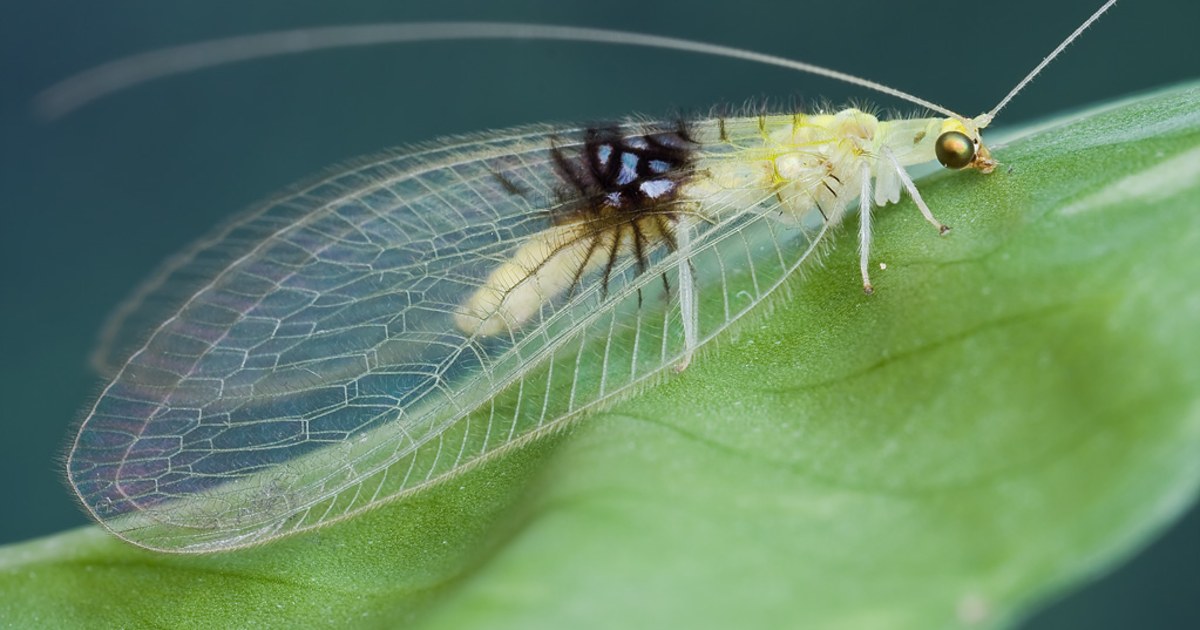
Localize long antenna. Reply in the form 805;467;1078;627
34;22;965;121
982;0;1118;126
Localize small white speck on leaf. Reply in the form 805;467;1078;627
957;592;990;625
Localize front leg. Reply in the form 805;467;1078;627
883;147;951;235
858;162;875;294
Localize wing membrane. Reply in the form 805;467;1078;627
69;119;831;551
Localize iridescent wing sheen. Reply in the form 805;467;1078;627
69;119;832;552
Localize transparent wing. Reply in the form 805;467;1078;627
69;118;833;552
87;131;558;378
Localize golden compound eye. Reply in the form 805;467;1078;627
935;131;976;169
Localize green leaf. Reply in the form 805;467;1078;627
3;82;1199;629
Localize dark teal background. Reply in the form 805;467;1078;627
1;1;1195;627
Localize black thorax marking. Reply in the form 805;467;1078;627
546;124;699;298
549;125;696;221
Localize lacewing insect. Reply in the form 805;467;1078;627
49;2;1118;552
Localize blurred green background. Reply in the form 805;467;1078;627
1;1;1195;627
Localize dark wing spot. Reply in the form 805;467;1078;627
490;170;527;196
